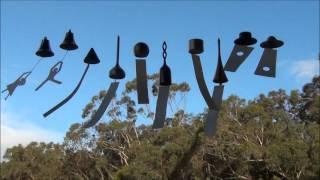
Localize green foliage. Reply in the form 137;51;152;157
1;75;319;179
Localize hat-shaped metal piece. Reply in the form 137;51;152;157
234;32;257;46
260;36;284;49
213;39;228;84
60;30;78;50
84;48;100;64
109;36;125;79
134;42;149;58
36;37;54;57
189;39;204;54
160;41;171;86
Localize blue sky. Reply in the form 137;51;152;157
1;1;319;158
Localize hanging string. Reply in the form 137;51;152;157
60;50;69;63
29;58;42;74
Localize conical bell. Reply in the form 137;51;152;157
160;63;171;86
109;36;126;79
84;48;100;64
213;39;228;84
60;30;78;50
36;37;54;57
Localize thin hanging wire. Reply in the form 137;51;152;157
60;50;69;63
29;58;42;73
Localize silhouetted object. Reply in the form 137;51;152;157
36;37;54;57
189;39;204;54
153;41;172;129
60;30;78;50
134;42;149;58
189;38;227;137
213;39;228;85
35;61;63;91
160;42;172;86
134;42;150;104
224;32;256;72
109;36;125;79
82;82;119;128
255;36;284;77
43;48;100;118
234;31;257;46
84;48;100;64
2;72;31;100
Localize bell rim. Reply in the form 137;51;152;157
260;40;284;48
60;44;78;51
35;51;54;58
234;38;257;46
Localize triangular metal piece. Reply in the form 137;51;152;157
224;45;254;72
254;49;277;77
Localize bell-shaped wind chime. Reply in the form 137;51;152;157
82;36;125;128
43;48;100;117
224;32;257;72
255;36;284;77
189;38;228;136
35;30;78;91
134;42;150;104
152;41;172;129
2;37;54;100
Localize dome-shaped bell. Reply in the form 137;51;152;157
84;48;100;64
260;36;284;49
160;63;171;86
36;37;54;57
60;30;78;50
134;42;149;58
109;36;126;79
213;39;228;84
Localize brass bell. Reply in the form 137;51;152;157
84;48;100;64
109;36;126;79
60;30;78;50
35;37;54;57
213;39;228;84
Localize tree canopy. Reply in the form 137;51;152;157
1;75;319;180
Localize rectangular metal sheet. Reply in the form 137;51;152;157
136;59;149;104
152;85;170;129
204;109;219;137
224;45;254;72
254;49;277;78
212;85;224;110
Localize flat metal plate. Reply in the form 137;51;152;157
136;59;149;104
204;109;219;137
224;45;254;72
152;85;170;129
254;49;277;78
82;82;119;128
192;54;216;109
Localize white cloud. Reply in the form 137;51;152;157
291;59;319;81
1;103;63;161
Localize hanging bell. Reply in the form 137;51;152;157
213;39;228;84
134;42;149;58
84;48;100;64
35;37;54;57
60;30;78;50
109;36;126;79
160;63;171;86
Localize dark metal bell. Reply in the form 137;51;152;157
134;42;149;58
213;39;228;84
60;30;78;50
109;36;126;79
84;48;100;64
160;64;171;86
260;36;284;49
109;64;126;79
35;37;54;57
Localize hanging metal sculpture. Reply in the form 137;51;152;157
35;30;78;91
254;36;284;77
82;36;124;128
224;32;257;72
189;38;228;136
2;37;54;100
43;48;100;117
134;42;150;104
152;41;172;129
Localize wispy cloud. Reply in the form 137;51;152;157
290;59;319;81
1;101;63;161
